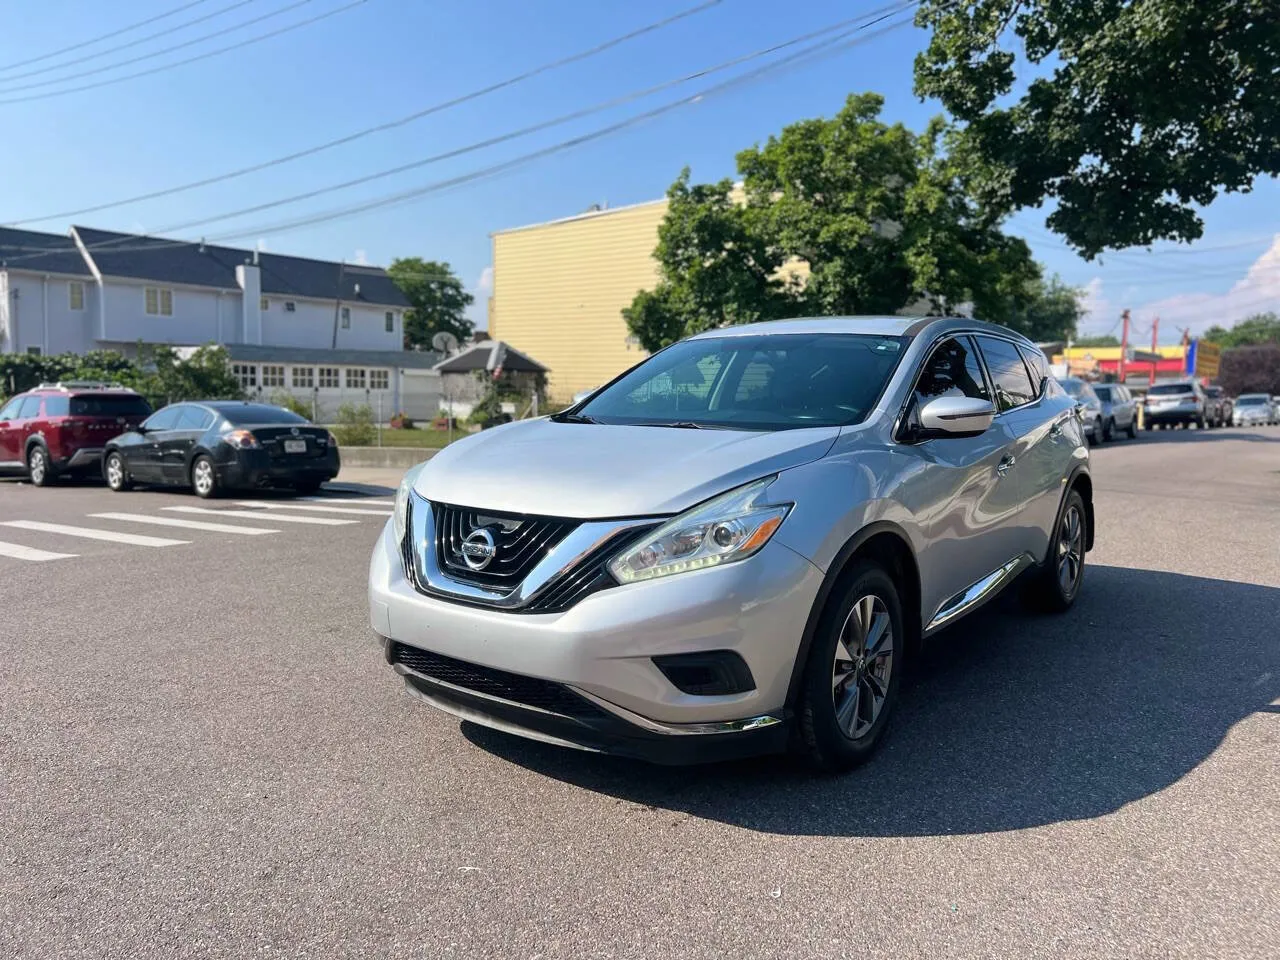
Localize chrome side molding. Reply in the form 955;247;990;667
925;554;1033;634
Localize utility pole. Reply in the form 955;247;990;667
1118;309;1130;383
1149;315;1160;386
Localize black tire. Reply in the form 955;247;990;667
1024;489;1087;614
1144;422;1153;431
797;560;905;773
294;481;323;495
1127;418;1138;439
1103;418;1114;441
1196;415;1206;429
104;451;132;491
190;455;219;499
26;444;53;486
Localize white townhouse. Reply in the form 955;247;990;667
0;225;453;419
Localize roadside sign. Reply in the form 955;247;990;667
1195;340;1221;379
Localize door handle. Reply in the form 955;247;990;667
1049;421;1064;440
997;454;1016;478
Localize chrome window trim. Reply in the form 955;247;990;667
407;490;660;610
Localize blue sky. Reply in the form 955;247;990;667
2;0;1276;342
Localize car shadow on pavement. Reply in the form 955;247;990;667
462;564;1280;837
1129;427;1280;444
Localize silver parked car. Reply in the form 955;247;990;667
370;317;1093;771
1058;377;1105;444
1233;393;1277;426
1090;383;1139;440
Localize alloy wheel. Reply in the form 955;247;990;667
28;449;45;484
1057;504;1085;596
831;594;894;740
193;460;214;496
106;455;124;489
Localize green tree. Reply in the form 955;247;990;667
137;344;244;404
1073;335;1121;349
388;257;474;350
1202;312;1280;348
914;1;1280;258
1005;275;1084;343
625;94;1044;350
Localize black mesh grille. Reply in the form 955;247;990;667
388;642;604;719
434;503;577;588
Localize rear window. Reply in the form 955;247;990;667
1148;384;1193;396
70;394;152;417
1092;386;1112;402
1237;396;1267;406
218;404;309;426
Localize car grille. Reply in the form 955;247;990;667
524;523;659;613
434;502;577;588
387;642;605;719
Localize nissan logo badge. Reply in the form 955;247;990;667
460;528;497;571
291;426;300;436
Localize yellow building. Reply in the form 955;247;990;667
489;199;670;403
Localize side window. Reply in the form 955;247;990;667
18;396;43;419
43;395;70;417
976;336;1036;412
176;407;213;430
1018;345;1050;398
143;406;182;431
0;397;25;420
914;337;990;404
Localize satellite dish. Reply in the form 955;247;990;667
432;331;459;355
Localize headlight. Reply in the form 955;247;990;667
393;462;427;543
608;476;791;584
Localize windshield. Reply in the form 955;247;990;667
219;404;309;426
1148;384;1193;396
1237;396;1267;406
70;394;152;417
572;333;909;430
1060;379;1091;399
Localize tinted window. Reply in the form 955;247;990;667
143;406;182;430
1060;378;1087;398
1018;346;1050;396
176;407;214;430
1237;396;1267;406
1204;386;1223;397
1092;386;1113;402
218;404;309;426
70;394;152;417
914;337;990;403
18;396;43;419
575;333;909;430
976;336;1036;411
1148;383;1194;396
0;397;23;420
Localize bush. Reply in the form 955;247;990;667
269;390;314;420
331;403;376;446
389;412;415;429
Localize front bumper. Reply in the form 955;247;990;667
367;518;824;762
216;448;339;489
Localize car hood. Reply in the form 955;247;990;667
413;418;841;519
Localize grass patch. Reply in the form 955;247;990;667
339;427;461;449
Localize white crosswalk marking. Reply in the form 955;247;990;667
0;540;78;562
163;506;357;526
235;501;392;517
1;520;187;547
299;497;395;506
89;513;280;535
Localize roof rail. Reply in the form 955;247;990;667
35;380;126;391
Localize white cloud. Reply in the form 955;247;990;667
476;265;494;296
1080;235;1280;339
353;249;369;265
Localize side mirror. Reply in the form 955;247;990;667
135;424;149;434
918;396;995;439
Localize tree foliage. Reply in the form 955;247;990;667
388;257;474;350
1218;344;1280;396
1073;335;1121;348
1202;312;1280;348
1;344;242;405
914;1;1280;258
1004;274;1084;344
625;93;1052;352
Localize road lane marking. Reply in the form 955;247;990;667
1;520;187;547
89;513;280;535
235;501;392;517
0;540;78;562
163;506;357;526
298;497;395;506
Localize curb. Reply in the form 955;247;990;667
337;447;440;469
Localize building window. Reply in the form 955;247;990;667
260;297;269;311
292;366;314;389
284;301;296;312
318;367;340;389
145;287;173;316
232;363;257;388
345;368;366;390
369;369;389;391
26;346;42;357
261;365;285;388
384;311;395;333
340;307;351;329
68;282;85;311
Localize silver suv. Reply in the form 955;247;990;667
369;317;1093;771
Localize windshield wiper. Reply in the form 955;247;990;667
550;412;600;424
632;420;711;430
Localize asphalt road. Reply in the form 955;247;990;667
2;428;1278;959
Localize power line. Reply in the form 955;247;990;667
0;5;921;267
0;0;258;85
149;3;921;236
0;0;369;105
0;0;215;73
5;0;729;226
0;0;316;95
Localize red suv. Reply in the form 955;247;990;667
0;382;152;486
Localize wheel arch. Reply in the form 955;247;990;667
784;521;922;710
1061;465;1094;553
24;433;48;456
